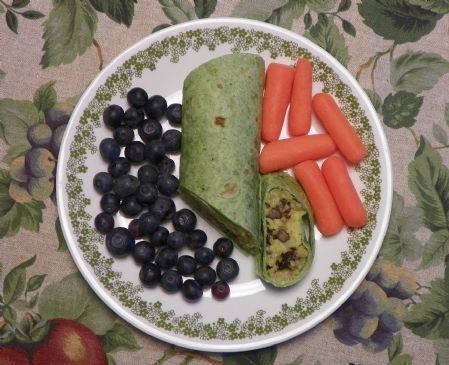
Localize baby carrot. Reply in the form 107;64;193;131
312;93;367;164
259;134;336;174
288;58;313;136
294;160;344;236
262;63;295;142
321;155;368;228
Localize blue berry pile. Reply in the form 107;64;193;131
93;88;238;301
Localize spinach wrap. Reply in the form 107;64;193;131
256;172;315;287
179;54;265;254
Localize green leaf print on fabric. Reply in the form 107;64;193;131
0;170;45;238
26;274;46;294
89;0;136;27
409;0;449;14
364;89;383;113
408;137;449;268
434;339;449;365
358;0;442;44
445;103;449;127
383;91;423;129
223;346;278;365
2;255;36;305
306;0;338;12
158;0;198;24
100;323;142;353
285;354;304;365
304;16;349;67
106;354;118;365
380;192;422;265
231;0;289;20
41;0;98;68
33;81;57;112
266;0;306;29
391;51;449;94
433;123;448;145
38;272;116;336
404;278;449;339
388;334;403;361
0;99;38;147
55;216;68;251
338;0;351;11
193;0;217;18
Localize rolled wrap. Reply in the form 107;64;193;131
179;54;265;254
257;172;315;287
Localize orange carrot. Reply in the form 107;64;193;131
312;93;367;164
321;155;368;228
259;134;336;174
262;63;295;142
289;58;313;136
294;160;344;236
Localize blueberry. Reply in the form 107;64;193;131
211;281;230;300
144;95;167;120
113;125;134;146
124;141;145;163
108;157;131;178
188;229;207;249
167;231;188;250
135;183;158;204
93;172;113;194
113;174;139;198
144;140;166;163
99;138;120;162
128;219;142;238
100;193;120;214
138;119;162;143
155;247;178;269
139;262;161;286
149;196;176;220
133;241;156;264
166;103;182;126
176;255;197;276
124;107;144;129
151;226;169;246
120;195;143;217
216;258;239;282
157;156;175;174
162;130;182;153
127;87;148;108
172;209;197;232
105;227;134;257
160;270;183;293
182;279;203;301
213;238;234;258
94;212;114;233
194;266;216;287
194;247;215;265
157;174;179;196
139;212;161;235
103;104;124;128
138;164;159;184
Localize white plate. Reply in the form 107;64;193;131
56;18;392;352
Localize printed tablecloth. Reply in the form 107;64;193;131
1;1;449;364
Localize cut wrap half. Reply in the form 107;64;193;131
179;54;265;254
257;172;315;287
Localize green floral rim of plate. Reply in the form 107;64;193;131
65;26;380;340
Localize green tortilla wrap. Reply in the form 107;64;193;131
179;54;265;254
256;172;315;287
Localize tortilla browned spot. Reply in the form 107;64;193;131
215;116;226;127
